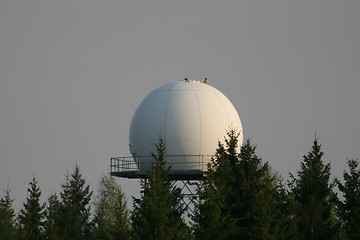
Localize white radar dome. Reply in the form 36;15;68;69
129;79;243;174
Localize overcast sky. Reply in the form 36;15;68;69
1;0;359;211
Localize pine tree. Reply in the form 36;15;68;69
337;159;360;239
58;165;93;240
289;137;338;240
273;179;298;240
194;129;284;239
192;159;227;240
192;131;233;240
131;138;189;240
92;173;131;240
231;138;279;239
0;186;16;240
44;193;61;240
18;176;46;240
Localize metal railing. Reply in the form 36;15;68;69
110;155;213;174
110;156;139;173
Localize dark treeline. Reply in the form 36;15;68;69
1;130;360;240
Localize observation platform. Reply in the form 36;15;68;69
110;155;211;180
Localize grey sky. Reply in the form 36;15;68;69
1;0;359;211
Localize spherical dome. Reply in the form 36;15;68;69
129;80;243;174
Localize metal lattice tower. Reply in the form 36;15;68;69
110;155;207;216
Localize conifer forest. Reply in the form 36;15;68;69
1;130;360;240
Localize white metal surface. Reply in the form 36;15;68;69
129;80;243;173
